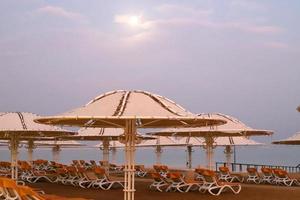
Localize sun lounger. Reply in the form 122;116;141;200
135;165;147;177
92;167;124;190
218;166;244;182
149;172;169;192
272;169;300;186
166;172;200;193
0;177;21;200
261;167;274;184
199;169;241;196
246;168;261;184
194;168;206;181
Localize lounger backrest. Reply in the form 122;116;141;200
202;170;217;183
0;178;20;199
150;173;163;182
261;168;272;176
273;169;287;178
17;185;46;200
247;168;258;176
94;167;106;179
219;166;229;174
168;172;183;183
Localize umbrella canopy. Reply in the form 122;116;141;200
149;113;272;137
35;90;225;200
35;90;225;128
148;113;272;169
0;112;75;137
184;136;263;146
59;127;154;141
272;132;300;145
0;112;75;180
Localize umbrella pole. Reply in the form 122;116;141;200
224;145;233;169
27;139;35;163
204;137;215;170
52;146;61;163
155;146;162;164
124;119;136;200
102;139;110;175
111;146;117;164
187;145;192;169
10;133;19;180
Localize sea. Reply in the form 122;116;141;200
0;143;299;169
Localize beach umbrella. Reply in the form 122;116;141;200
182;136;262;168
61;127;154;172
148;113;272;169
0;112;75;180
33;140;84;162
272;132;300;145
35;90;225;200
98;136;187;165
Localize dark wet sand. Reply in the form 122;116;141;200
29;180;300;200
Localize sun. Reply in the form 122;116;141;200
128;15;141;27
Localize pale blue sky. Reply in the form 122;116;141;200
0;0;299;141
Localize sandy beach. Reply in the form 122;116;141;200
28;179;300;200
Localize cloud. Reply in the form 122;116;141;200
36;6;87;23
114;14;152;30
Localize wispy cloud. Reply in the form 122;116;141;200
36;6;88;23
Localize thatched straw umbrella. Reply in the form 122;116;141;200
148;113;272;169
35;90;225;200
272;132;300;145
0;112;75;180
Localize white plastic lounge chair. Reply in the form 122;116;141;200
199;170;241;196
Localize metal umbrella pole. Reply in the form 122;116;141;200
111;143;117;164
203;136;215;170
155;146;162;164
224;145;233;169
102;139;110;174
27;139;35;163
186;145;193;169
124;119;136;200
52;145;61;163
10;133;19;180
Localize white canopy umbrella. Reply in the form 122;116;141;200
180;136;262;168
33;140;84;162
148;113;272;169
96;136;187;165
72;128;154;172
272;132;300;145
0;112;75;180
35;90;225;200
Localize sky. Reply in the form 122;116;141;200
0;0;299;141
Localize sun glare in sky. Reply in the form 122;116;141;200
128;15;142;27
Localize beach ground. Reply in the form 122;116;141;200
29;179;300;200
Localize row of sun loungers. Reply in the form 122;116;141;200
1;160;299;198
246;167;300;186
150;165;241;195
